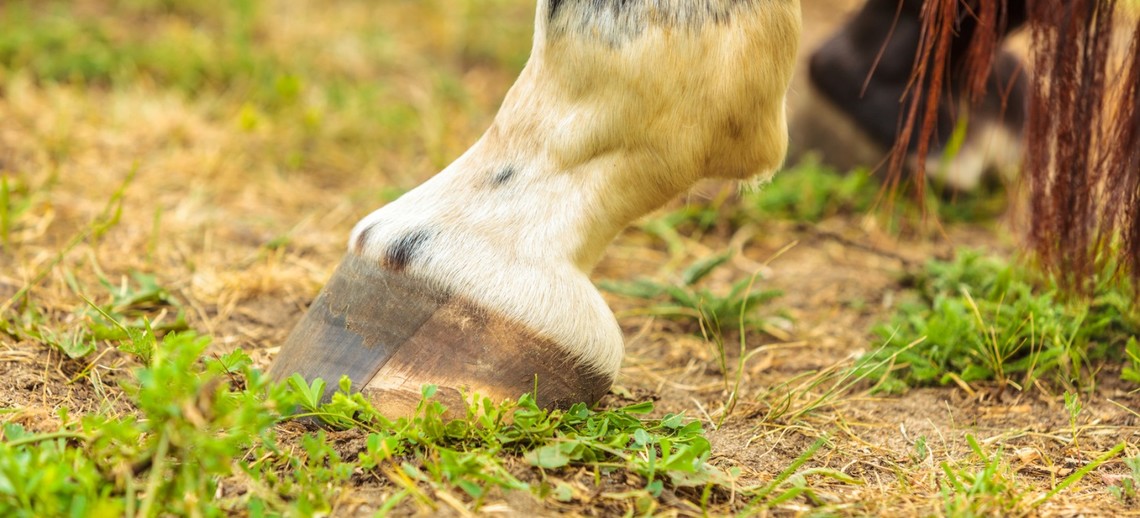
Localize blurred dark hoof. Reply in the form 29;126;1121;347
788;81;1023;193
787;83;891;175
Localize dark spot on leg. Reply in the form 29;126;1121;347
490;165;517;186
383;229;432;272
353;223;376;255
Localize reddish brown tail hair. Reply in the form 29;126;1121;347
902;0;1140;292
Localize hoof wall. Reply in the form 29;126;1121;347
270;254;611;417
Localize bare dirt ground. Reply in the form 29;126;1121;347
2;0;1138;515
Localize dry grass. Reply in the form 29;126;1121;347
2;0;1138;515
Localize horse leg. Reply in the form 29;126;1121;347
791;0;1028;191
270;0;802;416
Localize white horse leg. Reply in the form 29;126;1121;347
270;0;802;416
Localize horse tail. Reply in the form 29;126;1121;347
905;0;1140;293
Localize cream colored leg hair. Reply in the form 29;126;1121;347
349;0;801;384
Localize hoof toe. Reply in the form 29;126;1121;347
270;253;612;417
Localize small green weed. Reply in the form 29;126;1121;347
0;171;58;252
939;435;1125;516
5;300;99;360
600;249;783;337
742;436;860;513
0;174;21;249
85;271;189;345
1108;456;1140;504
746;160;880;223
912;435;930;464
4;270;186;362
1064;391;1083;450
939;435;1026;515
864;249;1139;393
1123;337;1140;384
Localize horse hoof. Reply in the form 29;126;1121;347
788;80;1023;192
269;253;612;417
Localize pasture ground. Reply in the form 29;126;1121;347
1;0;1138;515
